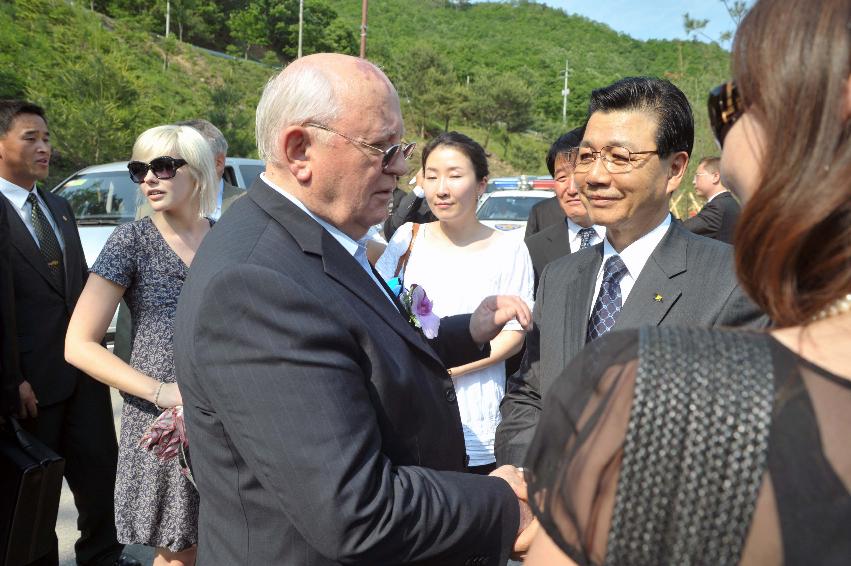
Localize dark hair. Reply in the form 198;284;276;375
587;77;694;158
0;100;47;137
545;126;585;176
697;156;720;175
421;131;489;181
731;0;851;327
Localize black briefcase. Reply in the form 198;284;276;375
0;417;64;566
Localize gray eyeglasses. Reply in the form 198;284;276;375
303;122;416;171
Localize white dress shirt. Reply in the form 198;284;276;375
589;214;672;316
210;179;225;221
260;173;395;306
566;218;606;254
0;176;66;253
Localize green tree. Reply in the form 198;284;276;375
464;73;534;149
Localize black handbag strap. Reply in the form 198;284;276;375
605;326;774;566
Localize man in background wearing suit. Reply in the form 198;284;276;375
496;78;766;467
523;189;564;239
683;156;741;244
113;119;244;363
383;168;436;241
175;54;535;565
524;127;604;293
0;100;134;565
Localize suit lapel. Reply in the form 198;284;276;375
561;245;602;365
618;222;686;328
248;181;443;367
1;194;64;295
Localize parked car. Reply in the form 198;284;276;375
51;157;264;337
476;189;554;232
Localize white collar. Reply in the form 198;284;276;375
602;214;672;280
260;173;363;257
0;176;37;211
565;217;605;242
706;189;728;203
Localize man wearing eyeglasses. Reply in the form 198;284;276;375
683;156;741;244
496;77;767;469
174;53;535;565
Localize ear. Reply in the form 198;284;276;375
711;170;721;184
665;152;689;196
477;176;488;198
214;153;226;178
281;126;312;183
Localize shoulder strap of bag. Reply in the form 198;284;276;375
393;223;420;278
605;326;774;566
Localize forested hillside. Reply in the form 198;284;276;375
3;0;732;213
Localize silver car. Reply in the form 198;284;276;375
51;158;264;337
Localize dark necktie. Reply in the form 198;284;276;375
578;227;596;250
27;192;65;291
586;255;628;342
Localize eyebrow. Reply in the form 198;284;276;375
580;139;640;150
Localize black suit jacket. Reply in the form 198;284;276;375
175;179;519;565
496;220;768;466
682;191;741;244
383;188;435;240
524;220;571;295
0;203;20;415
523;197;565;239
1;189;89;406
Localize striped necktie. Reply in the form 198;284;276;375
27;192;65;291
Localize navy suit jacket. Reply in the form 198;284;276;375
175;179;519;565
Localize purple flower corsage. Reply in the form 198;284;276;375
399;284;440;338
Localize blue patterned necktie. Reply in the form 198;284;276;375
27;192;65;291
578;227;596;250
586;255;628;342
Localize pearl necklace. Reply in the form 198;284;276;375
812;293;851;321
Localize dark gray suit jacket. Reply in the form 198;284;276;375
0;203;20;414
496;220;768;466
174;179;519;565
524;219;571;295
1;189;89;406
682;191;741;244
523;197;565;239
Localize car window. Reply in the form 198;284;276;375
236;164;264;189
477;196;550;221
54;171;138;224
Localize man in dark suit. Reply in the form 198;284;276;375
175;54;535;565
496;78;766;467
683;156;741;244
523;193;564;239
0;100;133;565
525;127;604;293
113;119;245;363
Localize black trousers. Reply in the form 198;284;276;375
22;372;123;566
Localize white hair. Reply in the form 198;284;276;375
131;125;218;217
255;63;342;167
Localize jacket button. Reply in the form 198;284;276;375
445;388;457;403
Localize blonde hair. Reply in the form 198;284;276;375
131;125;217;217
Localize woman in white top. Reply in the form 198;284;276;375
376;132;534;473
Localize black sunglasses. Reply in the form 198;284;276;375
708;81;745;148
127;156;188;184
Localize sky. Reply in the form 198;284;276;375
534;1;749;44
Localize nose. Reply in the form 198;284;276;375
583;156;611;189
384;149;408;177
143;168;158;184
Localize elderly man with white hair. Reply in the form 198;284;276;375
174;53;535;565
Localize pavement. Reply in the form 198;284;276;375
57;386;155;566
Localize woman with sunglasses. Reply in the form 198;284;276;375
520;0;851;564
376;132;534;475
66;125;217;565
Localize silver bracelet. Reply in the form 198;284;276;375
153;383;165;411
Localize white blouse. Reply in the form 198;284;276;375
376;222;535;465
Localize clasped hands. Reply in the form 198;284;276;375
490;464;539;560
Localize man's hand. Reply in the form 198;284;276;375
512;517;539;560
490;464;534;533
17;380;38;419
469;296;532;345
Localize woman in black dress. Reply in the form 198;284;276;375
522;0;851;564
66;125;217;565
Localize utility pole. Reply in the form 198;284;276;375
359;0;368;58
560;58;570;126
165;0;171;37
297;0;304;58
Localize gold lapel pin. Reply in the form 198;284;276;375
654;294;663;302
